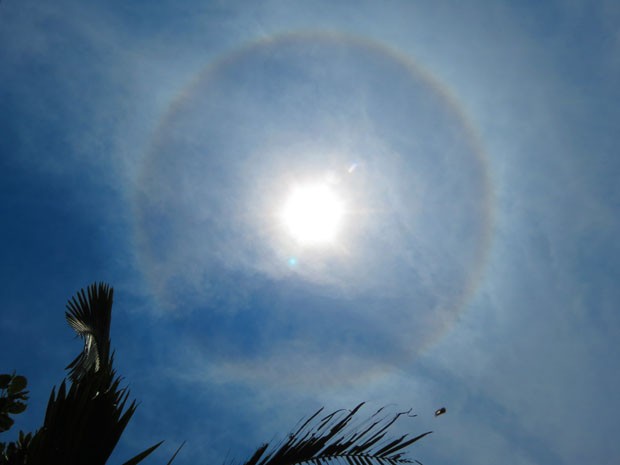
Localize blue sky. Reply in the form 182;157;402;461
1;1;619;464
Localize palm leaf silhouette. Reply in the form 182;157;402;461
65;282;113;382
2;283;431;465
243;403;431;465
20;282;164;465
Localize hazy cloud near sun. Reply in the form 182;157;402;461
131;34;494;388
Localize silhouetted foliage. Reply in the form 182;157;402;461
1;282;431;465
244;403;431;465
0;283;163;465
0;373;29;434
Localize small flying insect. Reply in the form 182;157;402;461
434;407;447;417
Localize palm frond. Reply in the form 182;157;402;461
120;441;165;465
19;283;166;465
243;403;431;465
65;282;113;382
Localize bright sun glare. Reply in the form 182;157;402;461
281;183;345;245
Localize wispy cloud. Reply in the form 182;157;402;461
3;2;620;465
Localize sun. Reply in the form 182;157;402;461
280;183;345;245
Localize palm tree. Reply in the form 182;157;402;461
1;283;165;465
1;283;431;465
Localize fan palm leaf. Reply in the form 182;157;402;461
65;282;113;382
